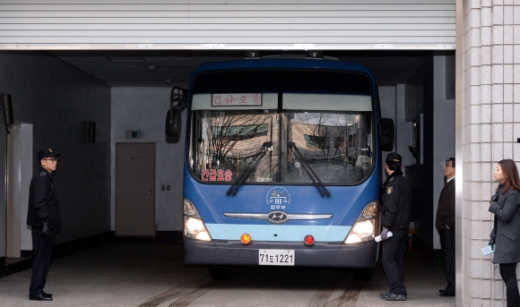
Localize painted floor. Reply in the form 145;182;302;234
0;242;455;307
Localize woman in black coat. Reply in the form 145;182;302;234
489;159;520;307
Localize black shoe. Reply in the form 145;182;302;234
29;293;53;301
439;286;453;294
42;291;53;298
384;293;407;301
379;292;391;299
440;290;455;297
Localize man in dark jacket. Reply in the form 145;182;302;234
436;157;455;297
379;152;412;301
27;148;61;301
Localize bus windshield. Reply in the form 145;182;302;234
187;69;374;186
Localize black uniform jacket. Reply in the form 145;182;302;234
435;178;455;231
489;186;520;264
26;167;61;230
382;170;412;230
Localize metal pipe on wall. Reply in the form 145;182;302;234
2;94;13;259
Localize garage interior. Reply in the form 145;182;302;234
0;49;455;276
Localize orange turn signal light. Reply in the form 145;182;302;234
240;233;251;245
304;235;314;246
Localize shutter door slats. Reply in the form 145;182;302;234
0;0;456;50
1;24;457;31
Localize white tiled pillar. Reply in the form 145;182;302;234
459;1;520;306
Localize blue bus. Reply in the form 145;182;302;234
166;56;394;280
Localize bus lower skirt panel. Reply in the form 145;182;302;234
183;237;377;268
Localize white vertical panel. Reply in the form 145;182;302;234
19;124;33;251
0;0;455;50
6;123;33;255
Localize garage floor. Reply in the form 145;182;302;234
0;242;455;307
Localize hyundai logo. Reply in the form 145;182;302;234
267;211;289;224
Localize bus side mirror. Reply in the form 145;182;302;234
165;87;187;143
380;118;394;151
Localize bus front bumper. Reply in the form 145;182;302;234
183;237;377;268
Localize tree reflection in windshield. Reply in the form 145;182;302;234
282;111;372;184
190;109;372;185
194;111;279;183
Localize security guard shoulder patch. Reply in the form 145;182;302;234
387;187;393;194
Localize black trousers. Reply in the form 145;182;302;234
29;227;56;296
499;263;520;307
439;226;455;292
382;228;408;296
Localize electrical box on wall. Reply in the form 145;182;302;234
125;130;142;139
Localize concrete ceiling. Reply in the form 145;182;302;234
49;50;436;88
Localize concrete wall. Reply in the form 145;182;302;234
397;63;433;251
0;51;111;258
403;54;455;256
458;1;520;306
111;87;186;232
433;54;456;250
380;54;455;255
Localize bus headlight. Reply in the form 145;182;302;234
344;200;378;244
183;198;212;241
345;220;375;244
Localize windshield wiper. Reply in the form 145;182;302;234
287;142;331;197
226;142;273;196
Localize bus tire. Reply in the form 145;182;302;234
208;265;231;280
353;268;375;281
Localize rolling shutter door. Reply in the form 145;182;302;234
0;0;455;50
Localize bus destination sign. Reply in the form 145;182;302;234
212;93;262;107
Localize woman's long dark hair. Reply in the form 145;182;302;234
498;159;520;193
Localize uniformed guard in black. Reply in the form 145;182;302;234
379;152;412;301
27;148;61;301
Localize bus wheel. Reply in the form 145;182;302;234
353;268;375;281
208;265;231;280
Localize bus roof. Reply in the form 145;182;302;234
190;58;376;83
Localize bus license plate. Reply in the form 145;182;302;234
258;249;295;266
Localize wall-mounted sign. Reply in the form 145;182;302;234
125;130;142;139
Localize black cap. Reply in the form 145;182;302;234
385;152;402;164
38;148;60;161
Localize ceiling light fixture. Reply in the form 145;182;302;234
165;79;173;85
147;64;157;72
